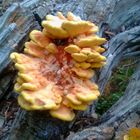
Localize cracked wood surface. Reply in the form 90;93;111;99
0;0;140;140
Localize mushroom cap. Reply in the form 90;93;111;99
46;14;61;21
72;67;94;79
93;46;106;53
124;128;140;140
85;26;99;35
67;12;81;21
78;62;91;69
57;12;66;20
91;62;106;68
76;92;98;102
24;41;47;58
18;95;33;110
62;20;93;37
50;105;75;121
29;30;50;48
64;44;81;54
66;93;82;105
87;54;106;63
18;94;60;111
75;35;107;48
42;29;56;39
20;83;62;108
46;43;58;54
71;53;88;62
42;20;69;39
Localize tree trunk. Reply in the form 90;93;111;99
8;109;69;140
0;0;140;140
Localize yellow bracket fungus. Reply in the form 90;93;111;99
123;128;140;140
10;12;107;121
64;44;81;54
75;35;107;47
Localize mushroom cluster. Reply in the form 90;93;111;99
10;12;106;121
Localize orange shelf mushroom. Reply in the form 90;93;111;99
10;12;107;121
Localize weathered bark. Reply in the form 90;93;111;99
66;127;115;140
8;109;69;140
55;0;140;30
0;0;140;140
98;26;140;93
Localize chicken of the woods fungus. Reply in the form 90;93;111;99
10;12;107;121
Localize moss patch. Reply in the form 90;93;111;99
95;59;135;115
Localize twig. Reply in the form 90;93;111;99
122;59;140;67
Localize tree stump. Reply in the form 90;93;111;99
0;0;140;140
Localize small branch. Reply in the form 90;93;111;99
122;58;140;67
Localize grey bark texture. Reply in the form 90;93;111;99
0;0;140;140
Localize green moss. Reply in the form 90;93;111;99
95;60;135;115
95;92;123;115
